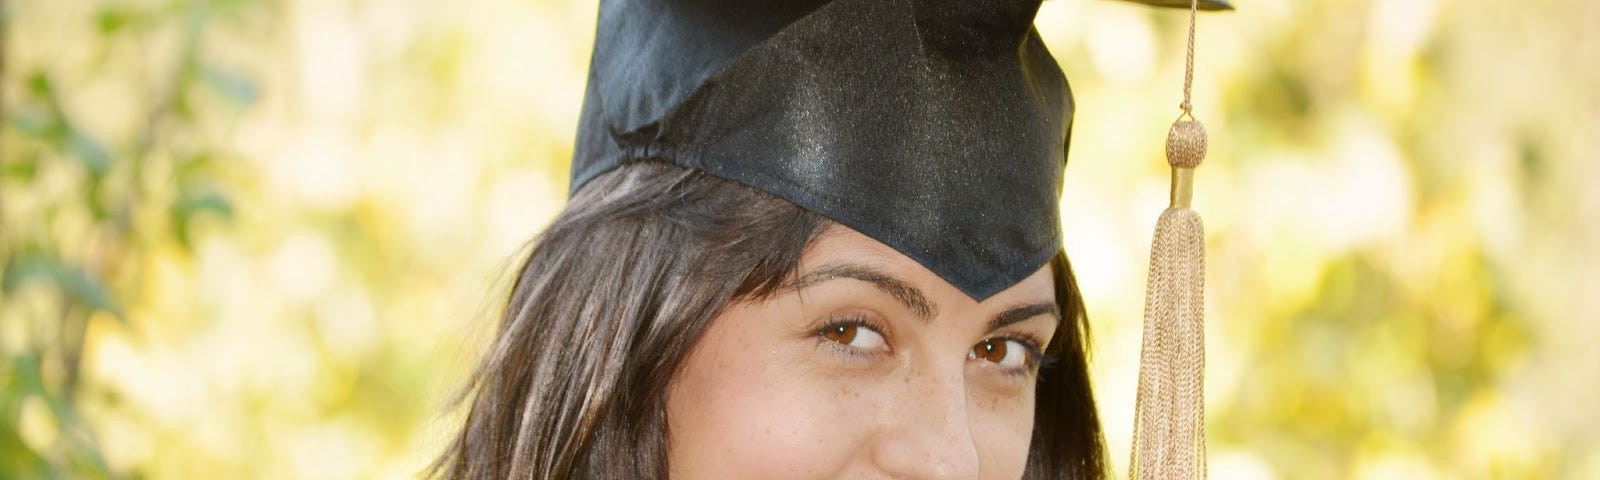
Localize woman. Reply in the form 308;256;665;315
431;161;1101;478
434;0;1118;477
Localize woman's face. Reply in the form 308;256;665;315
666;225;1060;479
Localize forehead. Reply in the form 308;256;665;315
798;225;1056;309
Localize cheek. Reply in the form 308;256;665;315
666;312;875;479
971;385;1038;479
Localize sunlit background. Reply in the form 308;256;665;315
3;0;1597;478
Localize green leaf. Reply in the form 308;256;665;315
1;152;40;180
0;416;52;478
0;357;52;478
172;189;234;249
1;254;60;293
202;64;259;108
66;130;114;177
95;7;140;35
56;266;123;321
25;73;52;98
0;253;123;321
12;354;44;392
22;72;116;176
6;107;57;138
178;190;235;218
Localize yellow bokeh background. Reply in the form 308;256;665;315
3;0;1597;478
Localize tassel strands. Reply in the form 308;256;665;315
1129;118;1208;480
1129;0;1210;478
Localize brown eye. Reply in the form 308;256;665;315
817;322;888;351
970;338;1030;368
973;338;1008;363
823;324;859;344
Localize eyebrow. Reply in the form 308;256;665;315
790;263;938;321
787;263;1062;330
988;302;1060;333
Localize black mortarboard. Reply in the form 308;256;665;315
568;0;1221;300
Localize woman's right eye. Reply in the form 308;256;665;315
819;323;889;352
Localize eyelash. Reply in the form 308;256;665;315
812;316;1052;375
812;315;893;361
980;333;1048;377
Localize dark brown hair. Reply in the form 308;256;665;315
431;161;1105;479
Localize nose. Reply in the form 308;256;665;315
870;366;981;479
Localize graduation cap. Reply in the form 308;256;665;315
572;0;1073;300
1121;0;1233;11
570;0;1225;476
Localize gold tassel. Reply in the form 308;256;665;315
1132;0;1203;473
1130;0;1210;477
1129;118;1207;480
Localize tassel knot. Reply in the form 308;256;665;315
1166;119;1208;169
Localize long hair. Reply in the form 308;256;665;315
430;161;1105;479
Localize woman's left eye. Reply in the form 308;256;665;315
970;337;1035;369
818;322;889;352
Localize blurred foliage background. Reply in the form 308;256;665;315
1;0;1596;478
